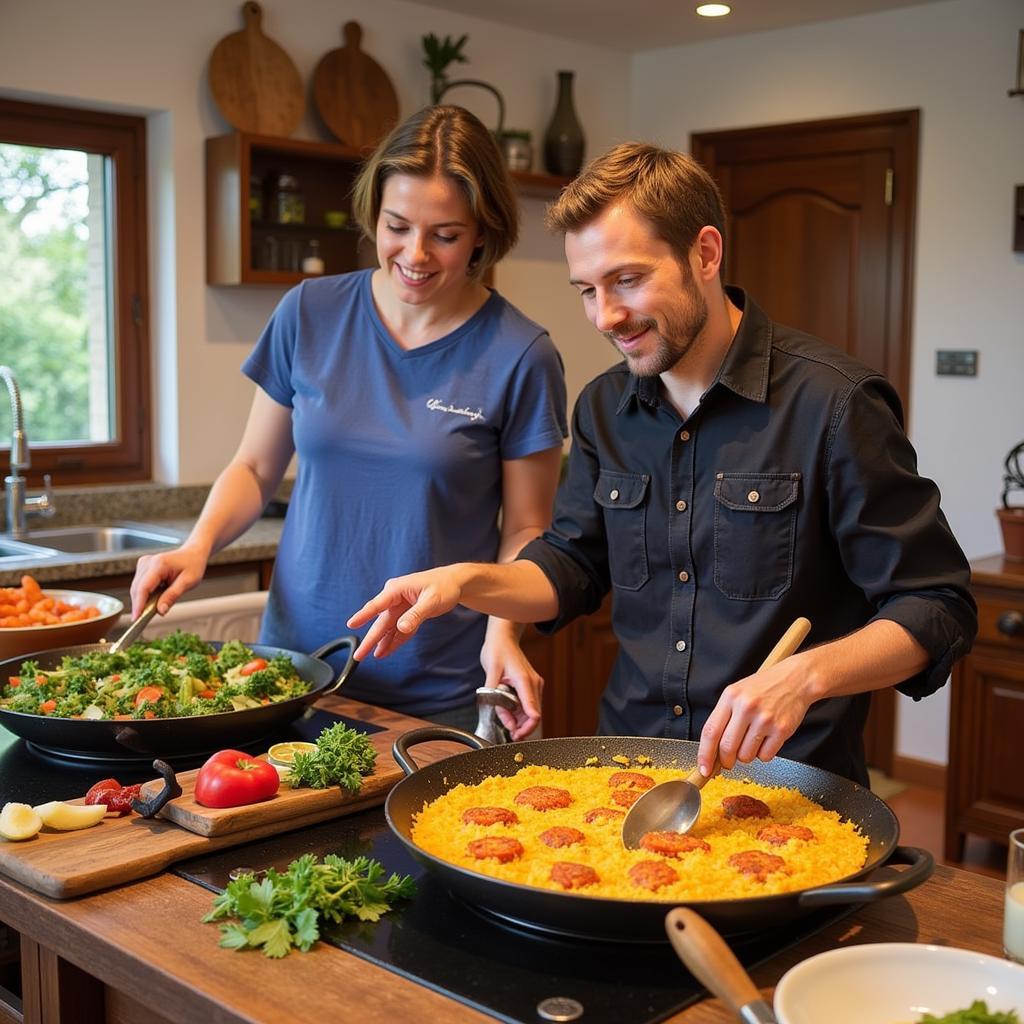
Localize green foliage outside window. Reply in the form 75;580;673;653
0;143;93;443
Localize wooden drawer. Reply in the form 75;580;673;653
974;589;1024;650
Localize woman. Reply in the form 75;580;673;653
130;106;567;739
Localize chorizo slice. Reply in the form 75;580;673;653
608;771;655;791
757;823;815;846
514;786;573;811
583;807;625;824
461;806;519;826
721;794;771;820
539;826;585;849
638;831;711;857
467;836;524;863
628;859;679;892
550;862;600;890
727;850;787;882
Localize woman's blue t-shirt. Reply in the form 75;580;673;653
242;269;567;715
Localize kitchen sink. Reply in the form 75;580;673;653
0;536;58;563
0;524;185;559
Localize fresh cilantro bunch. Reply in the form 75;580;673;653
920;1002;1020;1023
202;853;415;958
285;722;377;791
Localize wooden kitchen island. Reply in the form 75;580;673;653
0;694;1011;1023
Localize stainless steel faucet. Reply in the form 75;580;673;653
1;365;55;539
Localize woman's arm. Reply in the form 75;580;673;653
480;447;563;738
130;389;295;615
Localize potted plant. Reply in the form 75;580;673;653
998;439;1024;561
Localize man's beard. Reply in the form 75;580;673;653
604;288;709;378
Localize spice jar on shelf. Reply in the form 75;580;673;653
271;173;305;225
301;239;325;275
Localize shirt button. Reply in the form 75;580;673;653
679;430;690;442
610;489;620;501
675;640;686;652
675;499;687;512
747;490;760;503
678;570;689;583
673;704;684;716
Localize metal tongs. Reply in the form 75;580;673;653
108;585;165;654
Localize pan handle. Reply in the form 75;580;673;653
392;726;491;776
309;635;359;695
796;845;934;908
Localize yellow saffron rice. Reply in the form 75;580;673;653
410;764;869;901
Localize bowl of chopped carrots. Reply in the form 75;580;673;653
0;575;123;659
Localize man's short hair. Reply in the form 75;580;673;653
545;143;727;266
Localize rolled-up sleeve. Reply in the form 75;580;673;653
518;389;610;633
825;376;977;698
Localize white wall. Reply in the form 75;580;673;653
633;0;1024;764
0;0;628;482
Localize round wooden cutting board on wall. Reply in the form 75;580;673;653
208;1;304;137
312;21;400;151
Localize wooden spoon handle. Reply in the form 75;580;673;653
665;907;775;1020
758;616;811;671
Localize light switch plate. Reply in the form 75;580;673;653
936;350;978;377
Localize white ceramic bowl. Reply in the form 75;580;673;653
0;589;124;661
774;942;1024;1024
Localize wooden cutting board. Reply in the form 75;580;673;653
0;699;459;899
208;1;304;136
312;21;399;150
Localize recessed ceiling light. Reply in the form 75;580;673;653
696;3;731;16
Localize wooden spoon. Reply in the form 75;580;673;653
666;907;779;1023
622;617;812;849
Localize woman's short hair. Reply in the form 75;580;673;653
545;142;726;266
351;106;519;280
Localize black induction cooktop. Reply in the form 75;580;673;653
174;806;853;1024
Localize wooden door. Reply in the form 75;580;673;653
692;110;920;775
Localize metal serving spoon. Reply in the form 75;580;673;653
621;617;812;849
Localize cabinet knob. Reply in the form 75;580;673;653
997;610;1024;637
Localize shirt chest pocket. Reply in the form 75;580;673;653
713;473;800;600
594;470;650;591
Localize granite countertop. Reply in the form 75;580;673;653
0;482;286;586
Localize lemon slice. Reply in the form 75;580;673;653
267;741;317;766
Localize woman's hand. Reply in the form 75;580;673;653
129;544;210;617
480;620;543;741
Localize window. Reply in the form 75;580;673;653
0;98;150;485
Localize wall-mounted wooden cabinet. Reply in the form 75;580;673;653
206;131;570;287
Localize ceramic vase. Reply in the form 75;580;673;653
543;71;585;177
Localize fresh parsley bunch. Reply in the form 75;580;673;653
285;721;377;791
202;853;416;958
920;1002;1020;1023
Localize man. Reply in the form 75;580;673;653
349;143;976;786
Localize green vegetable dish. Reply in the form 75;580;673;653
917;1001;1020;1023
0;632;312;720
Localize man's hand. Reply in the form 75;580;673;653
696;657;816;776
347;567;467;661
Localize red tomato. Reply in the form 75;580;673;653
134;686;164;708
104;784;142;816
239;658;268;677
194;749;280;808
39;699;57;714
84;778;121;803
8;677;20;688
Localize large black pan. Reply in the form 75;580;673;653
387;728;933;942
0;636;357;759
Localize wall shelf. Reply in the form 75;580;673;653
206;132;570;287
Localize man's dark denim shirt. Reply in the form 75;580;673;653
520;288;976;784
